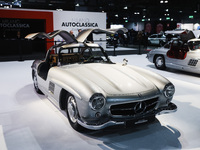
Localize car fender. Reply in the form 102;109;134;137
47;67;103;101
51;78;81;100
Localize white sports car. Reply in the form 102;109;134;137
147;38;200;74
26;29;177;131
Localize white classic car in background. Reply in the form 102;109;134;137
26;29;177;131
148;33;166;46
147;38;200;74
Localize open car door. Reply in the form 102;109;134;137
25;30;78;44
166;39;188;60
165;29;195;42
76;28;128;43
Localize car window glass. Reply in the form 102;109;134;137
72;48;79;53
83;48;105;58
61;47;81;54
82;47;109;63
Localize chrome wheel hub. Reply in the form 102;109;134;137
67;96;78;123
156;57;163;67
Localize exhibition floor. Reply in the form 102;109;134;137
0;54;200;150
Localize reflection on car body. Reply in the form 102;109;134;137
26;29;177;131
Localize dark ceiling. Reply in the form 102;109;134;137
2;0;200;24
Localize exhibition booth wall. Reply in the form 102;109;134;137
0;8;106;60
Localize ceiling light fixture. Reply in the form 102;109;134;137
134;12;140;15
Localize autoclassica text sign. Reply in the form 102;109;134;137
53;11;106;34
62;21;98;28
53;11;106;48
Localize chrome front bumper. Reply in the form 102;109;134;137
77;120;124;130
77;102;177;130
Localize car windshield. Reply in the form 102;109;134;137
188;41;200;50
58;46;112;65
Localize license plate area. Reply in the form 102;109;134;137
125;116;155;127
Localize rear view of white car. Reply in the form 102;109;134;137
147;38;200;74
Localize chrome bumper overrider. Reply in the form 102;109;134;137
156;102;177;115
78;102;177;130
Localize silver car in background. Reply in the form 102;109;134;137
147;38;200;74
148;34;166;46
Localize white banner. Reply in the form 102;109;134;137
53;11;106;48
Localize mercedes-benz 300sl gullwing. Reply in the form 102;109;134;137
26;29;177;131
147;38;200;74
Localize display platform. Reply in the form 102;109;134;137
0;54;200;150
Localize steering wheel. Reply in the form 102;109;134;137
84;55;103;63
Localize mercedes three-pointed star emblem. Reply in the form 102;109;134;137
134;101;146;114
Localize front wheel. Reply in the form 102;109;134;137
154;55;166;70
32;70;43;94
65;93;84;131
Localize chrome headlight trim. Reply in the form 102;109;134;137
163;83;175;98
89;93;105;110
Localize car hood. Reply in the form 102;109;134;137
60;63;159;96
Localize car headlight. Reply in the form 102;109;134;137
89;94;105;110
163;83;175;98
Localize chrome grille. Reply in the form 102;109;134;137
110;97;158;116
